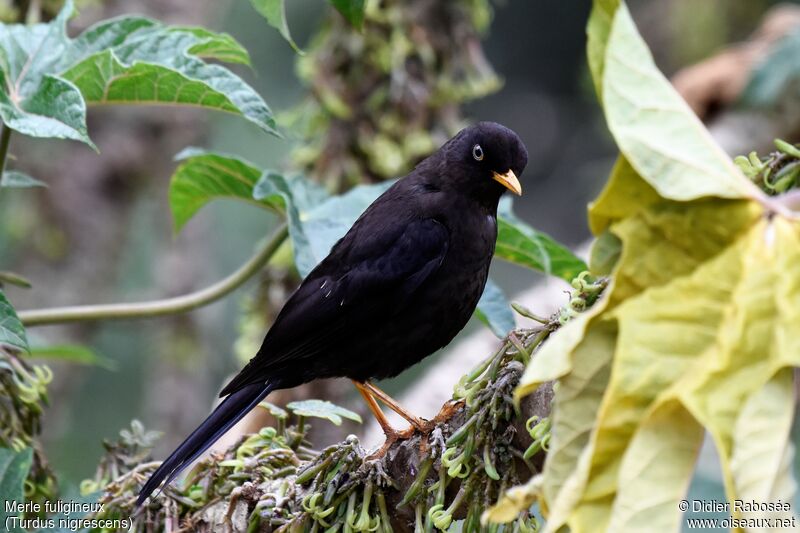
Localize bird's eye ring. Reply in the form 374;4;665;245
472;144;484;161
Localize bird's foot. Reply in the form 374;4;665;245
366;425;414;460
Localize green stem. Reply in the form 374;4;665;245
19;223;289;326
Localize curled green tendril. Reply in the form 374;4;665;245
524;416;551;460
483;442;500;481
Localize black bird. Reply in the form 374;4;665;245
137;121;528;505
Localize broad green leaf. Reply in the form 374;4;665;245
0;1;273;146
286;399;362;426
175;27;251;65
168;149;328;288
0;170;46;188
474;278;515;338
0;69;92;147
0;289;27;353
61;28;274;135
741;29;800;108
169;148;279;232
249;0;302;53
0;0;93;146
28;344;114;369
0;447;32;532
328;0;366;30
497;199;586;282
592;2;755;201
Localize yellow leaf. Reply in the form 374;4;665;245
482;475;542;524
587;157;660;236
513;2;800;530
550;216;800;530
602;4;757;201
540;321;616;521
730;368;796;524
586;0;621;99
608;401;704;532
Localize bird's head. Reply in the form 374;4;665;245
439;121;528;203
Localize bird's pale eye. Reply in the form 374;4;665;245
472;144;484;161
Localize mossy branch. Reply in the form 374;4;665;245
18;223;289;327
90;327;556;532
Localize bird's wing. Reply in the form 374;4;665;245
219;217;449;396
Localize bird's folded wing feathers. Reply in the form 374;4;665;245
219;218;449;396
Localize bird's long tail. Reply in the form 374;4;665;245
136;381;274;506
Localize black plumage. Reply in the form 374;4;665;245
137;121;528;505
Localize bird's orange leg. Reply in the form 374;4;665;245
362;381;430;433
353;381;401;436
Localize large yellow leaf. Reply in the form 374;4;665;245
595;3;757;201
607;402;704;532
541;217;800;532
540;321;616;515
505;3;800;531
587;157;660;236
730;368;796;524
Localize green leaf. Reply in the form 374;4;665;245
253;169;331;276
0;171;46;188
286;399;362;426
0;1;274;146
496;198;586;281
61;26;275;135
0;447;32;532
175;27;251;65
474;278;515;338
327;0;366;30
741;29;800;108
0;70;92;147
590;2;755;201
249;0;303;53
258;401;288;420
28;344;115;369
169;148;275;232
0;0;94;146
0;289;28;353
167;148;329;277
